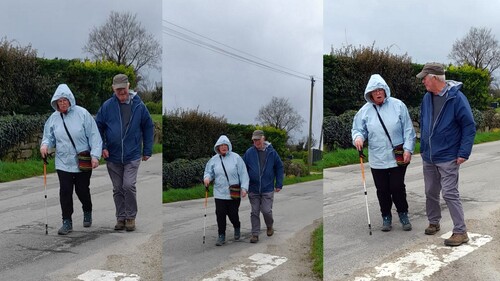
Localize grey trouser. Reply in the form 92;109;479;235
107;159;141;220
423;160;466;233
249;192;274;236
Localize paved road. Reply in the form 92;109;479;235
0;155;162;281
163;179;323;281
324;141;500;281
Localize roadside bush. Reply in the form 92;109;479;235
283;159;309;177
145;101;162;114
0;114;47;159
164;108;227;163
163;157;209;190
472;108;484;131
323;110;357;151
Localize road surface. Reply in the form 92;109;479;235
163;179;323;281
324;141;500;281
0;155;162;281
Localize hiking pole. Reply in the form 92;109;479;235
359;150;372;235
203;184;209;244
43;156;49;235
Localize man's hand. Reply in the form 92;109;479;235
102;149;109;159
275;187;282;193
142;156;150;161
457;157;466;165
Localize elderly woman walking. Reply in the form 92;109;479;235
204;135;249;246
352;74;416;232
40;84;102;235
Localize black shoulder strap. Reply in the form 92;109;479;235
220;155;230;185
61;113;77;151
373;104;394;147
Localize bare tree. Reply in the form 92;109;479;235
83;11;161;73
256;96;305;134
449;27;500;74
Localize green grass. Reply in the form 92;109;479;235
151;114;162;123
163;184;212;203
163;172;324;203
474;129;500;143
311;223;323;279
0;158;56;182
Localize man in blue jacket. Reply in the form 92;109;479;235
417;63;476;246
243;130;284;243
96;74;154;232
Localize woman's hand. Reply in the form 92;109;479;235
241;189;247;198
40;145;48;158
354;137;364;151
403;151;412;164
91;157;99;169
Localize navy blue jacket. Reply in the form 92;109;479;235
420;81;476;164
96;92;154;164
243;143;284;194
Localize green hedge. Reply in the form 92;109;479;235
0;114;48;159
145;101;162;115
163;157;209;190
1;40;136;115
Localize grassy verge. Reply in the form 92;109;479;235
163;172;323;203
319;130;499;170
311;222;323;279
163;172;323;204
0;143;162;183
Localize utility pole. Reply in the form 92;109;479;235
307;76;315;170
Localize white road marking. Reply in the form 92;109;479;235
77;269;140;281
202;253;288;281
354;232;492;281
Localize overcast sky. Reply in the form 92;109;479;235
163;0;323;144
325;0;500;68
0;0;161;84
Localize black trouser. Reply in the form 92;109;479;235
214;198;241;235
371;166;409;217
56;170;92;220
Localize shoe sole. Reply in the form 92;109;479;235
381;227;392;232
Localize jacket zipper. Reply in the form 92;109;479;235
428;94;455;163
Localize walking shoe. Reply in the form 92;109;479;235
216;234;226;246
234;228;241;241
381;216;392;232
424;223;440;235
398;212;412;231
444;232;469;246
83;211;92;227
114;220;125;230
250;235;259;243
125;219;136;231
58;219;73;235
267;226;274;237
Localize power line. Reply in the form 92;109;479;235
163;20;319;82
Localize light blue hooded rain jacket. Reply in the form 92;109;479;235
41;84;102;173
204;135;249;200
351;74;416;169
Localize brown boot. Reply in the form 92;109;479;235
444;232;469;246
267;226;274;237
125;219;136;231
250;235;259;243
424;223;440;235
114;220;125;231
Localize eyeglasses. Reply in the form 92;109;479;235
372;89;384;94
